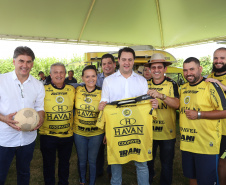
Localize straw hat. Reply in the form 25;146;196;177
144;53;172;67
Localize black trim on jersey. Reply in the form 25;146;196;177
109;94;153;106
213;72;226;77
151;77;179;98
84;85;100;93
189;77;205;87
211;82;226;110
50;81;66;90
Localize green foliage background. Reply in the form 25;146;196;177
0;55;84;83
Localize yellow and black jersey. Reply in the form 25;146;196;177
74;85;104;137
148;77;179;140
179;79;226;154
147;78;152;88
97;95;157;165
208;72;226;135
39;84;75;138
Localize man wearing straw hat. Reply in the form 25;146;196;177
147;53;179;185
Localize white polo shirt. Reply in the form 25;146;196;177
101;70;148;102
0;71;45;147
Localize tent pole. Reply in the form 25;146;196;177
78;0;96;42
155;0;164;50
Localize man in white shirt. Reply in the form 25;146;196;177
0;46;45;185
99;47;158;185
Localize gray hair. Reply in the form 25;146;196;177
50;63;66;74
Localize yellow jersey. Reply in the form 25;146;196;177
74;85;104;137
208;72;226;135
148;77;179;140
179;79;226;154
39;84;75;138
97;95;157;165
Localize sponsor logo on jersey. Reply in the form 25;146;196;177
158;103;167;109
52;105;68;112
79;119;96;125
122;108;132;117
80;104;95;111
77;110;99;118
150;88;163;91
84;97;92;104
65;88;71;91
183;90;199;94
181;134;195;142
119;148;141;157
153;126;163;132
78;126;98;132
46;87;53;92
51;92;67;95
120;118;136;126
49;123;70;129
46;111;72;121
56;96;64;104
180;127;198;133
153;120;165;124
114;125;144;137
148;149;152;154
82;93;97;97
118;139;141;146
209;142;213;147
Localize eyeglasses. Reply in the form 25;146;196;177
18;84;24;98
150;66;163;70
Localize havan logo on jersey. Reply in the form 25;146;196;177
46;111;72;121
77;109;99;118
114;125;144;137
52;105;68;112
119;148;141;157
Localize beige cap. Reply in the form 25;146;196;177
144;53;172;67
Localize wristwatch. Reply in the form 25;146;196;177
161;94;167;100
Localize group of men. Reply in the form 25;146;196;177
0;45;226;185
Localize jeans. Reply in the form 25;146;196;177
74;133;104;185
148;139;176;185
0;141;35;185
40;135;73;185
111;161;149;185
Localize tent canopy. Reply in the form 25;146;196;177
0;0;225;49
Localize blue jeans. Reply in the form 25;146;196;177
148;139;176;185
74;133;104;185
40;135;73;185
111;161;149;185
0;141;35;185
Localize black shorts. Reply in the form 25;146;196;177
220;135;226;159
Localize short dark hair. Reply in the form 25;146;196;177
68;70;74;75
118;47;135;60
184;57;200;66
38;71;44;75
13;46;35;61
214;47;226;54
82;65;97;76
101;54;115;66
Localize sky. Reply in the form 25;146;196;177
0;40;225;61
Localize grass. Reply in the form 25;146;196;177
5;119;188;185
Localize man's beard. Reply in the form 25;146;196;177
212;63;226;73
